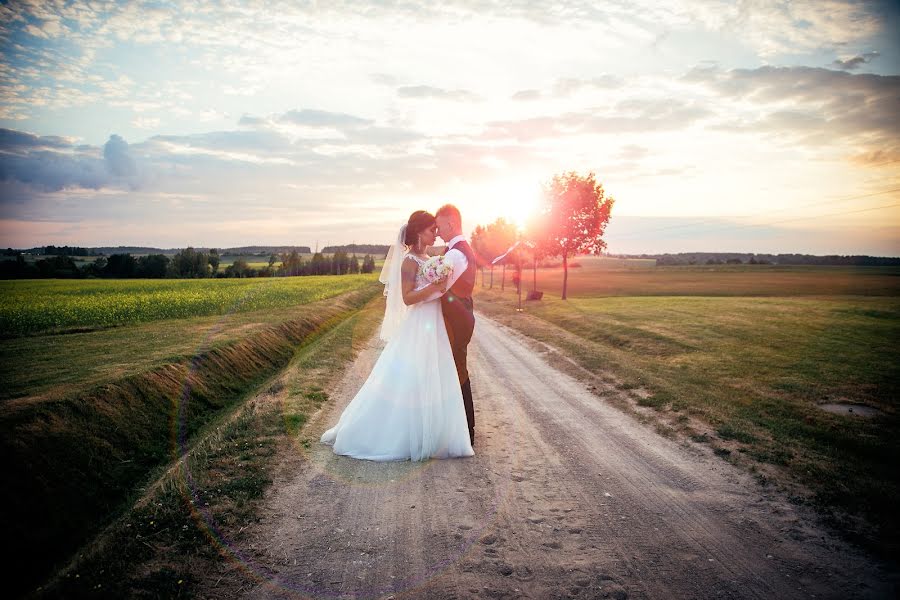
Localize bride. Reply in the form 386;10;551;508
320;210;475;461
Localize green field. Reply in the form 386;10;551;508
476;258;900;554
0;274;376;336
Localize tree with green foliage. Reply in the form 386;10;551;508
309;252;328;275
535;171;614;300
225;258;252;277
79;256;107;278
170;247;209;278
136;254;170;278
279;250;304;276
361;254;376;273
35;255;81;278
104;253;137;278
331;251;350;275
208;248;220;275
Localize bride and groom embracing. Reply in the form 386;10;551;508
321;204;477;461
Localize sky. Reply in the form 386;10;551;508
1;0;899;255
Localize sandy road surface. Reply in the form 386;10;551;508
221;314;891;599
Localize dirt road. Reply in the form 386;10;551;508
223;314;891;599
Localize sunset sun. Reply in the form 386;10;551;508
471;178;542;230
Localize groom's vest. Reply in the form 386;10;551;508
447;240;476;300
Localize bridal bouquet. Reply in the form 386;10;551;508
422;255;453;283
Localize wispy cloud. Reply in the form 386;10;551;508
686;65;900;162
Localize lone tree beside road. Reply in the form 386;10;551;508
534;171;614;300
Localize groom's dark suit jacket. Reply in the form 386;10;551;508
441;240;477;385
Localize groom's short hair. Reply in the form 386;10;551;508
436;203;461;224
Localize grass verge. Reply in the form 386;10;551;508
4;284;380;597
31;291;385;598
475;289;900;558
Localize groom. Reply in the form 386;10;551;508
435;203;477;447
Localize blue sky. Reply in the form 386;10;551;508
1;0;898;254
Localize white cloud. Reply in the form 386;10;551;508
131;116;160;129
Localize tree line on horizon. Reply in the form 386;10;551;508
0;247;377;279
622;252;900;266
2;245;314;256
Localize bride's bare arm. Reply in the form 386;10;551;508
401;258;444;306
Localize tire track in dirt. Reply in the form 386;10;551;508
219;314;891;599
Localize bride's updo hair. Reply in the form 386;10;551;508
404;210;436;247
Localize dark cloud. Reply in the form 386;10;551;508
831;51;879;71
0;149;107;193
0;132;144;193
0;129;104;192
103;134;136;177
397;85;480;102
0;128;74;153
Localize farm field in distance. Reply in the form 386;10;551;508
476;257;900;555
0;274;377;336
0;252;386;271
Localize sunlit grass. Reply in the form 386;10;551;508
476;262;900;554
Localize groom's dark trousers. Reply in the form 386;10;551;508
441;240;478;446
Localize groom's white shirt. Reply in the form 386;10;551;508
444;234;469;289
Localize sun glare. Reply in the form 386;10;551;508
469;178;542;230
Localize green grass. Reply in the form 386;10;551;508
0;284;376;403
0;274;377;336
40;289;386;598
476;263;900;555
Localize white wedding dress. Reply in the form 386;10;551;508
321;253;474;461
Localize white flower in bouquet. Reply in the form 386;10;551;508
422;254;453;283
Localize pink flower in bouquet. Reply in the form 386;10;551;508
422;255;453;283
